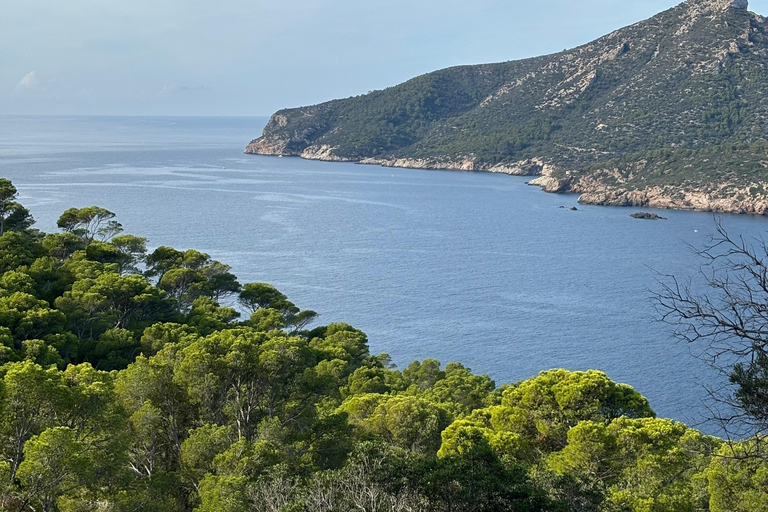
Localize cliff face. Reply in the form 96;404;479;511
528;164;768;214
247;0;768;214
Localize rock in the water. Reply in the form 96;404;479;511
631;212;667;220
570;207;578;211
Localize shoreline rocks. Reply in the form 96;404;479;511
243;148;768;216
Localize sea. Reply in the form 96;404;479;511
2;115;767;431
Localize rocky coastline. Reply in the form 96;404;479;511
244;139;768;215
527;165;768;215
243;0;768;217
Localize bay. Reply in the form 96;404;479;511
2;115;766;430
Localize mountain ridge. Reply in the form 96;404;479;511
247;0;768;214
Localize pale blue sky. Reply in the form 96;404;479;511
3;0;766;116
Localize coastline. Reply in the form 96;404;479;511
244;140;768;216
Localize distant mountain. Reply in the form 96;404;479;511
247;0;768;214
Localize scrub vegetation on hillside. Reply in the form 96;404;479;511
248;0;768;206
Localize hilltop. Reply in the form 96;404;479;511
247;0;768;214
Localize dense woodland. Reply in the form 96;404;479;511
0;177;766;512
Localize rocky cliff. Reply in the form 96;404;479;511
247;0;768;214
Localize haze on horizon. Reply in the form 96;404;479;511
3;0;767;117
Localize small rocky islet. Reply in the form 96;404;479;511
630;211;668;220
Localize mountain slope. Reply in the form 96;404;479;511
246;0;768;213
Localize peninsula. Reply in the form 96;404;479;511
247;0;768;214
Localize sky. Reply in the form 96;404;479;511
2;0;767;117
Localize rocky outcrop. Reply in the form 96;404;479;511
357;156;551;176
300;145;355;162
690;0;748;12
631;212;668;220
359;156;477;172
575;187;768;214
525;166;768;214
245;136;291;156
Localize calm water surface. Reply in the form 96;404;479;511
2;115;766;430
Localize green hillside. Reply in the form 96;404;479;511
247;0;768;213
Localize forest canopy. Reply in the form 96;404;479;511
0;178;766;511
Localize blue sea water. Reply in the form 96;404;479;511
2;115;767;430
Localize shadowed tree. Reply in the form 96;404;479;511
41;232;84;261
0;232;35;274
83;234;148;275
147;247;240;311
239;283;317;333
145;246;184;282
57;206;123;243
204;261;241;302
54;272;170;341
0;361;68;486
0;179;34;236
238;283;288;313
111;234;148;271
16;427;91;512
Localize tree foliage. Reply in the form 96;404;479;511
0;183;763;510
